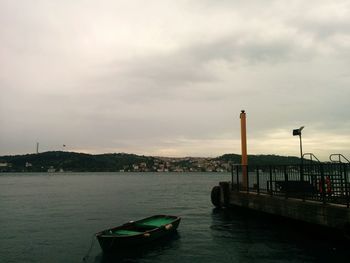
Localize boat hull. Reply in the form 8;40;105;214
96;215;181;253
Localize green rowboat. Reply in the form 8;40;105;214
96;215;181;253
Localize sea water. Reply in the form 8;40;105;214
0;172;348;263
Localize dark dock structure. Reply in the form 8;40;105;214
212;163;350;236
212;110;350;237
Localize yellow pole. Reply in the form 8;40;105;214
240;110;248;189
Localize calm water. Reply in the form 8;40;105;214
0;172;348;263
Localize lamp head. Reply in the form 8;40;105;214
293;126;305;136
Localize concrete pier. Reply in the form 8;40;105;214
214;181;350;235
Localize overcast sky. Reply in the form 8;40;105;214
1;0;350;160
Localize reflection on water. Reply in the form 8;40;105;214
210;207;350;263
96;233;180;263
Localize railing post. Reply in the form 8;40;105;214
284;165;288;199
256;166;260;195
269;165;273;196
236;165;240;192
321;164;326;204
340;163;344;198
231;164;234;190
300;162;304;182
300;164;305;201
246;165;249;193
344;164;349;208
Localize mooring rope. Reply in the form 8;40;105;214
82;234;96;262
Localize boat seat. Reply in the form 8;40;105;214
134;223;158;229
136;218;174;228
112;229;142;236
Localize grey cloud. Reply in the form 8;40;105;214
98;36;309;103
1;0;350;158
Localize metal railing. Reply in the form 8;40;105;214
231;163;350;208
302;153;320;163
329;154;350;163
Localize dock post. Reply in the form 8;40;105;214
240;110;248;190
219;182;231;207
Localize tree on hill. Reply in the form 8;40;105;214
216;153;301;165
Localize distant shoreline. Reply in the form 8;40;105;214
0;151;301;173
0;171;231;174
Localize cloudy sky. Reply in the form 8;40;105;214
1;0;350;160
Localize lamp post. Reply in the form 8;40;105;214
293;126;304;161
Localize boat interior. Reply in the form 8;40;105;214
102;216;177;236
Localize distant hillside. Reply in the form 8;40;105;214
0;151;302;172
0;152;154;172
216;154;301;166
